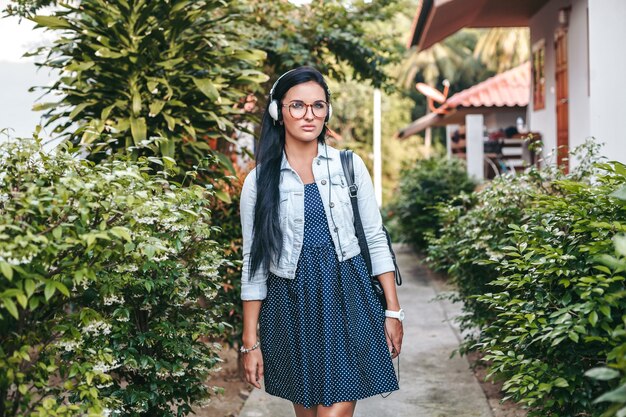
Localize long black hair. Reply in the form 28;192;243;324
249;66;331;277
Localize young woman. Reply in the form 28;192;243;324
240;66;403;417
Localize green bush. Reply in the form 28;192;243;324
585;233;626;417
475;161;626;416
0;134;227;416
209;167;245;350
386;155;476;251
428;140;626;416
426;178;530;333
426;141;601;335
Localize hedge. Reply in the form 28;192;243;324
0;134;228;416
426;140;626;416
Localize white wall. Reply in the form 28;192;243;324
529;0;592;168
588;0;626;165
568;0;591;163
529;0;626;168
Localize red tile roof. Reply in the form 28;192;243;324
397;62;530;139
446;61;530;108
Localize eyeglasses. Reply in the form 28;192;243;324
282;100;329;119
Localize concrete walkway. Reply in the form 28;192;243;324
239;244;493;417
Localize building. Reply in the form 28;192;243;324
405;0;626;172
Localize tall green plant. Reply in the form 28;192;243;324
0;133;227;417
30;0;267;176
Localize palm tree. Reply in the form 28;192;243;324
473;28;530;73
398;33;475;88
396;30;482;150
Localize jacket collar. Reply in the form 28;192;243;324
280;141;335;171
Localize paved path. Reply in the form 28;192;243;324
239;244;493;417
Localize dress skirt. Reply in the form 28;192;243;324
259;183;399;408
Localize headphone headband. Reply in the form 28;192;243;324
269;69;298;102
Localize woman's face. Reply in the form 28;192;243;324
281;81;327;145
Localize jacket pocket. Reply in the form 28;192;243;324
330;174;351;206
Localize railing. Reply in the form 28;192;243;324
450;133;542;179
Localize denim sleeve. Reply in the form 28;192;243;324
353;153;395;276
240;169;268;300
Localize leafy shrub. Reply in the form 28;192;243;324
209;165;247;350
426;173;536;333
0;134;227;416
428;140;626;416
30;0;267;176
585;231;626;417
475;161;626;416
426;141;601;335
386;155;476;250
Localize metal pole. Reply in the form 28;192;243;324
373;88;382;207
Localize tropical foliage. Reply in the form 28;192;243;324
240;0;403;91
28;0;267;178
473;28;530;73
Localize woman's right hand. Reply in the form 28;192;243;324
242;347;264;389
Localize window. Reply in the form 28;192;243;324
532;39;546;110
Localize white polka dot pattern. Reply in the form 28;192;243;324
259;183;399;408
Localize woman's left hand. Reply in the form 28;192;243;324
384;317;403;359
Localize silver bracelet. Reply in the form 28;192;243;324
240;340;260;354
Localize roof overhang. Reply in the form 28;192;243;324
409;0;549;50
397;106;527;139
398;112;443;139
437;106;524;125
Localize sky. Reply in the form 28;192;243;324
0;2;58;63
0;3;58;138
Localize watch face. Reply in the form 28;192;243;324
398;310;405;321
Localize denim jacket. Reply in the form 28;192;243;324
240;142;395;300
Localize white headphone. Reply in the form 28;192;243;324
267;69;333;122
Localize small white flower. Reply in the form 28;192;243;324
82;320;112;336
103;294;125;306
56;339;82;352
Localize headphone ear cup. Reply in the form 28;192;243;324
327;103;333;121
268;100;279;121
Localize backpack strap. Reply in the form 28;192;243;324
340;149;373;276
339;150;402;287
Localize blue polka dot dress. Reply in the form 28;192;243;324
259;183;399;408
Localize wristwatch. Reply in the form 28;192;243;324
385;309;405;322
